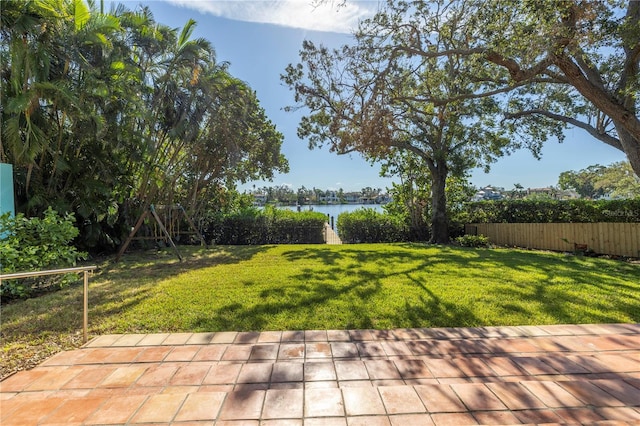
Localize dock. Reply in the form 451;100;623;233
324;223;342;244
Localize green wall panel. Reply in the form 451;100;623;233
0;163;15;217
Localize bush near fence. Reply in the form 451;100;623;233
337;208;409;243
204;208;327;245
466;199;640;223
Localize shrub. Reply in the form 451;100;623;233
466;199;640;223
264;208;326;244
337;208;409;243
454;234;490;248
203;207;326;244
0;208;87;299
213;208;268;245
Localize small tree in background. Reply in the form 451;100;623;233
559;161;640;199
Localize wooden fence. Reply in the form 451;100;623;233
465;223;640;258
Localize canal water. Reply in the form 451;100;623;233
280;203;385;218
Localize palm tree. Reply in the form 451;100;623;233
3;0;289;252
2;0;59;194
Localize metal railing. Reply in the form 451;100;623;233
0;266;97;343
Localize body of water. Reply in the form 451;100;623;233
280;203;385;219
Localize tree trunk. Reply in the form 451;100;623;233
429;164;449;244
617;126;640;178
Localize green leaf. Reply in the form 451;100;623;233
110;61;125;70
74;0;91;31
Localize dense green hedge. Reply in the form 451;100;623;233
337;208;409;243
466;199;640;223
204;208;327;244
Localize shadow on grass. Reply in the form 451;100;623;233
457;248;640;324
188;244;639;331
190;269;386;330
6;243;637;339
188;245;483;330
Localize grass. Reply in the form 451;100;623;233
2;243;639;378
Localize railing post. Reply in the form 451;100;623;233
0;266;96;344
83;270;89;343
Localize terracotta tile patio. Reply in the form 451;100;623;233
1;323;640;425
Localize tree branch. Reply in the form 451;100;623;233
391;45;486;60
619;1;640;108
572;49;607;92
391;140;434;170
484;51;555;82
335;146;359;155
393;79;545;106
503;109;624;151
552;53;640;138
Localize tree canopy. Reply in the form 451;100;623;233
1;0;288;250
380;0;639;176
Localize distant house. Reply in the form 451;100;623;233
375;193;392;204
253;193;267;206
472;186;504;201
360;196;376;204
344;192;361;204
319;191;340;204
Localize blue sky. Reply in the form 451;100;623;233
112;0;627;193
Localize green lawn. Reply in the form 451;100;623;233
2;243;639;378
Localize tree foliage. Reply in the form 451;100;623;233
386;0;640;177
559;161;640;199
282;0;519;243
294;0;639;242
1;0;289;252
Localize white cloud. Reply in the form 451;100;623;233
163;0;380;33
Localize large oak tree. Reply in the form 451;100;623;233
283;1;528;242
